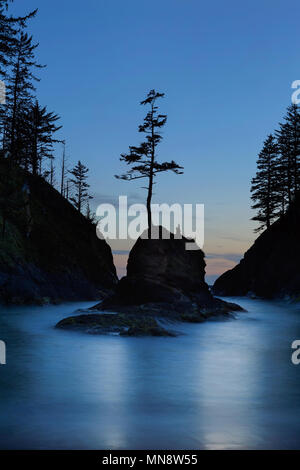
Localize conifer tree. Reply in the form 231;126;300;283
115;89;183;229
69;161;92;213
0;2;37;148
251;134;279;232
24;101;61;175
275;104;300;202
4;32;43;160
275;122;291;209
0;1;37;74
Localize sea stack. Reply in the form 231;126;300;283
96;227;243;317
56;227;243;336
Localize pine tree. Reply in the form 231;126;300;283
115;89;183;229
69;161;92;213
4;32;43;160
251;134;279;232
275;104;300;202
275;122;292;205
0;1;37;74
273;155;287;217
24;101;61;175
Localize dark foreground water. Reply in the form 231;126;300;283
0;297;300;449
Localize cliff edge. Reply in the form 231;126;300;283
213;195;300;298
0;160;117;304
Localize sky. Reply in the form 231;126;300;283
10;0;300;281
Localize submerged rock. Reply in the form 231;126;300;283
56;313;177;337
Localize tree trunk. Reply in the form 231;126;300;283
147;103;155;235
266;160;271;228
147;172;153;231
60;144;65;195
10;52;21;161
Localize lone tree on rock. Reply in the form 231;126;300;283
115;89;183;229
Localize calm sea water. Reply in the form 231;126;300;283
0;297;300;450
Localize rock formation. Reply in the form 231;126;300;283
0;161;117;304
56;227;243;336
95;229;240;311
111;227;211;305
213;195;300;298
56;313;177;337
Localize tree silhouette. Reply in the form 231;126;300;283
115;89;183;230
23;101;61;175
4;32;43;160
0;2;37;150
251;104;300;231
69;161;92;213
251;134;279;232
0;1;37;74
275;104;300;204
0;2;94;221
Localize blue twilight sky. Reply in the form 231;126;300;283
10;0;300;280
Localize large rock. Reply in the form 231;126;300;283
0;161;117;304
56;228;243;336
98;227;242;317
118;227;210;304
213;195;300;298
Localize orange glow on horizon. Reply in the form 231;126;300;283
114;252;239;280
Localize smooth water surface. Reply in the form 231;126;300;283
0;297;300;449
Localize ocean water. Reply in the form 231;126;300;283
0;297;300;450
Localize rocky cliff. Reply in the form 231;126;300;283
0;160;117;304
213;195;300;298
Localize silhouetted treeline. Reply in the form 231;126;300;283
0;1;93;218
251;103;300;232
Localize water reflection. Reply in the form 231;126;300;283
0;298;300;449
